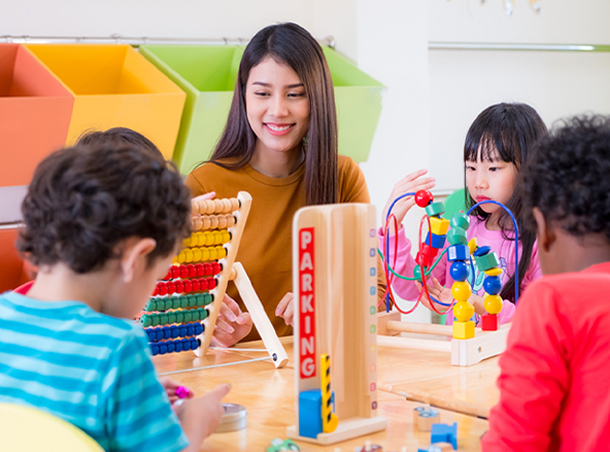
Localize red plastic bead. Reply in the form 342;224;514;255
208;278;217;290
158;283;168;296
212;262;222;275
171;266;180;279
191;280;200;292
196;263;205;277
414;190;433;208
163;269;172;281
166;281;176;295
188;264;197;278
199;278;209;291
180;266;189;279
183;280;192;293
174;281;184;294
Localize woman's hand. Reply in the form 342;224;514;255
192;191;216;203
211;294;253;347
381;169;436;230
275;293;294;326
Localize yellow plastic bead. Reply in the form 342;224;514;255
484;294;503;315
453;320;475;340
484;267;502;277
192;248;203;262
429;216;450;236
183;249;193;263
467;238;478;255
451;281;472;302
453;301;475;322
177;251;187;264
183;237;192;248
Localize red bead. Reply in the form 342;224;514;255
191;280;200;292
163;269;172;281
158;283;168;296
212;262;222;275
171;266;180;279
180;266;189;279
183;280;192;293
174;281;184;294
203;263;213;276
415;190;433;208
196;263;205;277
481;314;499;331
188;264;197;278
166;281;176;295
152;284;160;296
199;278;209;291
208;278;217;290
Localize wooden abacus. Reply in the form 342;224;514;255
140;191;288;368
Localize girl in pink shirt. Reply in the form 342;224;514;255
380;103;547;323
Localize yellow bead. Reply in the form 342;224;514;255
192;248;202;262
429;216;450;236
484;294;503;315
184;249;193;263
451;281;472;302
467;238;478;255
453;320;475;340
484;267;502;277
453;300;475;322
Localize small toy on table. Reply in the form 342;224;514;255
430;423;457;450
175;385;190;399
413;405;439;431
267;438;300;451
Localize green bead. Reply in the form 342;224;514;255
425;201;445;217
200;308;209;320
168;313;176;324
175;312;184;323
172;298;181;309
203;293;213;306
450;212;470;231
183;311;192;323
180;297;189;309
164;299;173;311
475;252;500;273
447;227;468;245
140;315;151;327
159;313;169;325
413;265;423;280
151;315;160;327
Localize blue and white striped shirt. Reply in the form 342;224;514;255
0;291;188;452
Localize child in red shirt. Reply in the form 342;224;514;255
482;115;610;451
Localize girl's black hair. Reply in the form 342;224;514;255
463;103;548;302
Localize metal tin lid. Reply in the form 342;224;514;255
216;403;247;433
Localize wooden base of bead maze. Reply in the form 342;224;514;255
377;311;511;366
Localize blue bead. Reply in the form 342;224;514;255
175;341;183;352
179;326;187;337
163;327;172;339
190;338;199;349
484;275;503;295
151;344;159;356
167;342;175;353
155;330;164;342
186;325;194;336
447;244;469;261
473;245;491;257
171;325;179;338
450;261;469;282
182;339;191;351
195;323;204;335
159;344;168;355
146;329;155;341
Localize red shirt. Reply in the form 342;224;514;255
482;262;610;451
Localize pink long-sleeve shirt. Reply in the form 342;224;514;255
378;217;542;323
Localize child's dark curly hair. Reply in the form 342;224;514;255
521;114;610;241
17;143;192;273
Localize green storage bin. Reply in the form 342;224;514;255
140;45;383;174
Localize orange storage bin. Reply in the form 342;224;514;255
0;44;73;187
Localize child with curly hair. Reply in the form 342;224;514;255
483;115;610;450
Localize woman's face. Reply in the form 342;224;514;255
245;57;310;158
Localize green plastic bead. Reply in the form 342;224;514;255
140;315;151;327
159;313;169;325
425;201;445;217
450;212;470;231
151;315;160;327
413;265;423;280
164;299;173;311
172;298;181;309
447;227;468;245
168;313;176;324
180;297;188;309
475;252;500;273
175;312;184;323
201;308;209;320
203;293;214;306
183;311;192;323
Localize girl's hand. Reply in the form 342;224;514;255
159;377;193;405
415;277;453;313
275;293;294;326
469;293;486;316
211;294;253;347
382;169;436;229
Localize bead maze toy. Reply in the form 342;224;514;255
139;192;288;368
287;203;387;445
379;190;519;366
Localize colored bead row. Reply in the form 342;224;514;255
163;262;223;281
183;230;231;248
193;198;240;215
145;322;204;342
151;338;200;356
174;245;227;264
140;307;209;327
153;277;217;296
192;213;236;232
145;293;214;312
473;245;503;330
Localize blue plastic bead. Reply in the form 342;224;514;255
179;326;187;337
450;261;469;282
163;328;172;340
447;244;469;261
484;275;503;295
171;325;179;338
151;344;159;356
159;344;168;355
186;325;194;336
167;342;175;353
190;338;199;349
155;330;164;342
175;341;183;353
146;329;155;341
195;323;204;335
182;339;191;351
473;245;492;257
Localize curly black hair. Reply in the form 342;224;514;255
77;127;164;160
17;143;192;273
521;115;610;241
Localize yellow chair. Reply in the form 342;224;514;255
0;403;103;452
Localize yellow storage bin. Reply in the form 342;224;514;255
25;44;186;159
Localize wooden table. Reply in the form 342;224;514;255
152;337;490;451
376;336;501;419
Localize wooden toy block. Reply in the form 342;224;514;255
481;314;499;331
